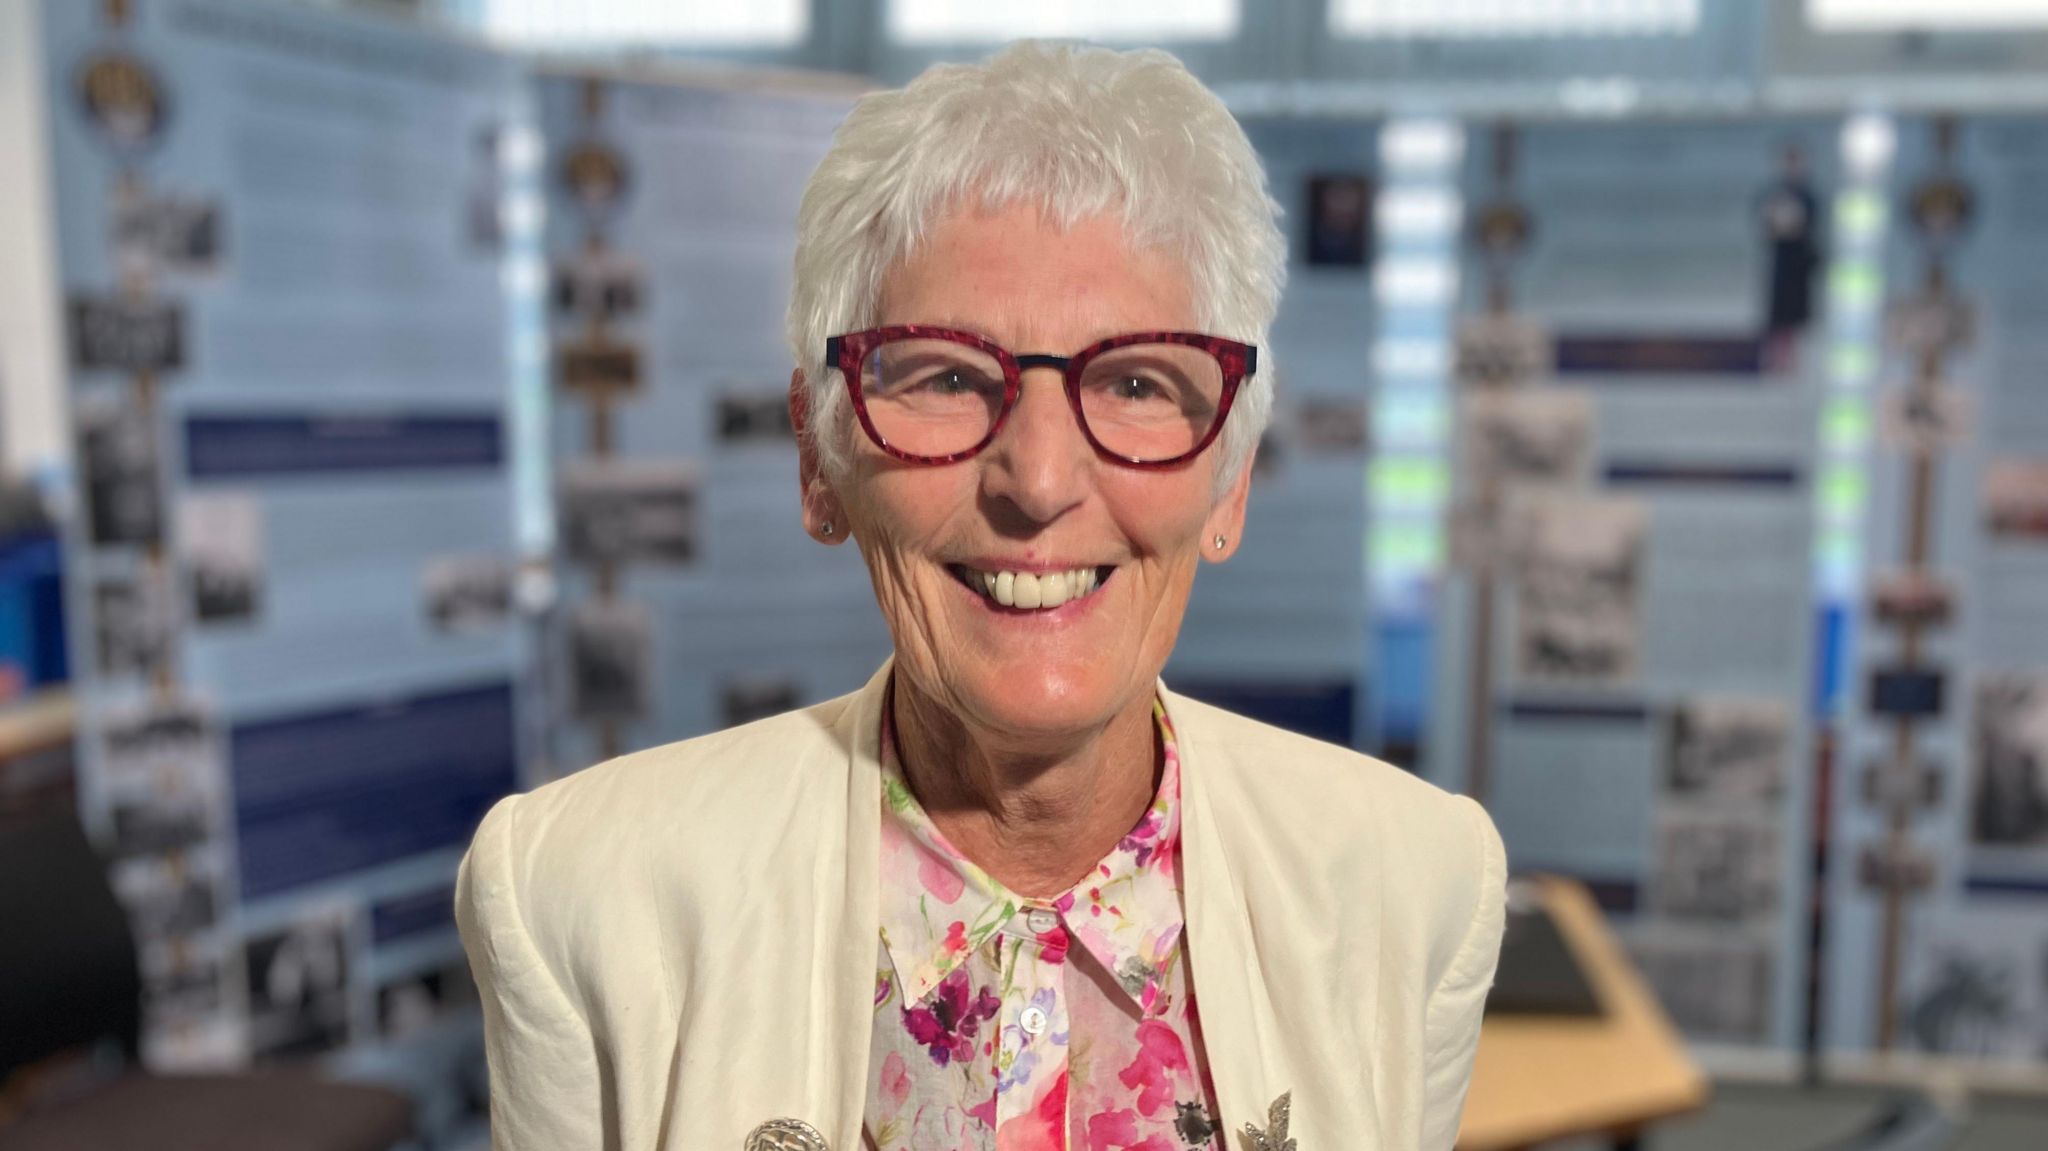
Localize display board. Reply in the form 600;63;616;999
536;66;885;769
41;0;522;1143
1431;119;1835;1054
1169;117;1378;749
1827;114;2048;1065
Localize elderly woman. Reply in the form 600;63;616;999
458;42;1504;1151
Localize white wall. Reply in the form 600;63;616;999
0;0;65;482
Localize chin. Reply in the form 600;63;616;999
946;657;1138;741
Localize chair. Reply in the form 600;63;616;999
0;809;415;1151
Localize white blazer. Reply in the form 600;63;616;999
456;663;1506;1151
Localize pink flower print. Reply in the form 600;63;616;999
997;1070;1068;1151
1117;805;1168;867
902;966;1002;1066
942;920;970;956
880;1051;911;1112
1116;1019;1191;1118
1053;891;1076;915
1035;922;1069;964
875;970;894;1007
1085;1108;1176;1151
919;851;966;903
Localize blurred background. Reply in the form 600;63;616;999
2;1;2047;1148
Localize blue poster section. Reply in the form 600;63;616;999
41;1;522;1141
1168;118;1378;749
1827;116;2048;1064
537;68;885;770
1430;119;1834;1055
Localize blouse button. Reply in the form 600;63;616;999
1019;1005;1049;1036
1026;909;1058;934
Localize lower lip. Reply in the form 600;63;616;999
953;571;1108;622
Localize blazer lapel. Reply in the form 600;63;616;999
823;662;889;1150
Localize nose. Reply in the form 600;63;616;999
979;365;1092;526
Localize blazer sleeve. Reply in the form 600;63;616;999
456;794;606;1150
1418;797;1508;1151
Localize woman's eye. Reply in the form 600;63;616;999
1111;376;1162;400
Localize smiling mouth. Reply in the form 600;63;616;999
946;564;1116;610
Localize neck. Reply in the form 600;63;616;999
891;676;1160;899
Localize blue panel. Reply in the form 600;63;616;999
233;683;517;900
1169;679;1355;749
371;884;458;946
1603;462;1803;488
1555;335;1767;376
184;413;504;480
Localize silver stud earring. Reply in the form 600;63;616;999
1213;534;1227;550
821;522;834;537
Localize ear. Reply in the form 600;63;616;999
789;368;849;545
1200;452;1254;564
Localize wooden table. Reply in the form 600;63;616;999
1458;876;1710;1150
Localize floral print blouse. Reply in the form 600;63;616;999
865;697;1224;1151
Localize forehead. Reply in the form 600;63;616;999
876;203;1196;349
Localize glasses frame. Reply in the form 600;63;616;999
825;325;1257;470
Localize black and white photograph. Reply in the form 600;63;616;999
1985;458;2048;541
1507;491;1647;687
1901;927;2044;1061
94;573;176;677
1654;812;1782;924
376;960;479;1042
1627;931;1774;1043
1664;696;1791;801
112;183;223;277
1294;399;1370;456
138;937;247;1073
106;767;219;859
569;600;652;723
244;907;359;1060
75;388;164;548
1304;173;1373;267
555;335;643;396
1885;281;1976;358
558;460;699;566
100;696;220;785
716;391;796;445
112;849;225;941
422;553;515;633
551;245;643;322
1880;381;1973;452
1871;569;1957;628
68;295;187;376
177;492;265;624
721;677;800;728
1972;673;2048;850
1458;388;1594;493
1453;313;1553;392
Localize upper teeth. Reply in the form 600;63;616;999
978;567;1099;610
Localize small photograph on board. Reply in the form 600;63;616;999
722;677;801;728
75;389;164;548
1879;382;1973;452
1756;142;1823;340
1870;569;1956;629
569;600;652;724
558;460;699;566
244;907;358;1060
177;492;264;625
138;937;247;1073
1900;929;2043;1061
112;848;225;941
715;392;796;445
1304;174;1373;267
94;573;176;678
1665;696;1791;801
1654;812;1782;923
422;554;515;634
1971;673;2048;850
1507;491;1648;687
105;764;219;860
377;959;479;1042
551;246;643;322
1985;459;2048;541
111;184;223;278
101;696;219;785
1627;931;1773;1043
1452;314;1553;392
1458;388;1594;493
1294;399;1370;456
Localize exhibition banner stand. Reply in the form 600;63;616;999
39;0;523;1142
1433;116;1834;1059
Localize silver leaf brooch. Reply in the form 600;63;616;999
1239;1091;1297;1151
744;1117;828;1151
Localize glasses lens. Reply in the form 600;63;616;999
859;338;1007;458
1076;343;1226;462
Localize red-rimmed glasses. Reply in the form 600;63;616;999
824;326;1257;469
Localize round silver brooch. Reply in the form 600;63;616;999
743;1118;828;1151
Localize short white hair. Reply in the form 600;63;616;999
787;41;1286;494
